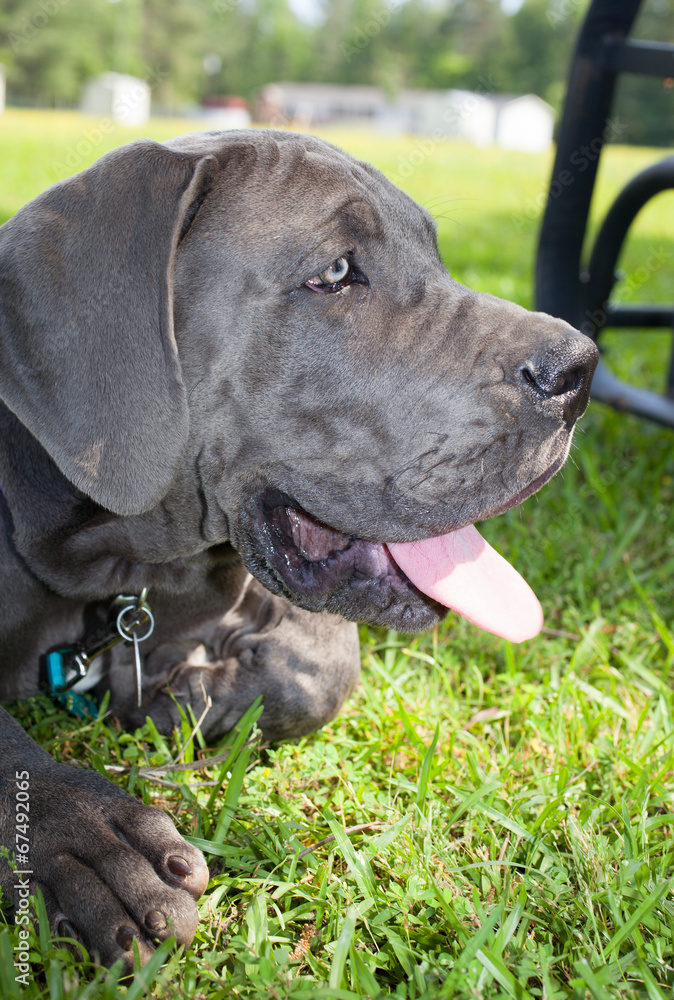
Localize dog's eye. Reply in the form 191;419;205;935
305;255;354;293
321;257;350;284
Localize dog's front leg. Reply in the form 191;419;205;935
0;705;208;969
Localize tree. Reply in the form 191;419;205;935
491;0;587;110
613;0;674;147
0;0;670;147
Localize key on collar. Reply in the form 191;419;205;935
45;589;155;710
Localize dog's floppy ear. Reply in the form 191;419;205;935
0;141;218;516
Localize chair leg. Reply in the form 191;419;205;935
592;356;674;427
667;333;674;400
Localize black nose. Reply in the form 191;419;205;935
519;337;598;424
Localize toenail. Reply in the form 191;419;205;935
167;855;192;878
55;918;78;940
145;910;167;932
116;925;138;951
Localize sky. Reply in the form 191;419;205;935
288;0;527;25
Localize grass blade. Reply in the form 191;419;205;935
329;905;356;990
605;878;673;957
476;945;535;1000
416;724;439;811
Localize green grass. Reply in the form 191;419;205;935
2;110;674;998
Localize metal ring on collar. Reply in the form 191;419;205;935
116;605;155;644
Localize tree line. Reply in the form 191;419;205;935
0;0;672;145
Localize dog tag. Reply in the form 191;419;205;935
115;597;155;708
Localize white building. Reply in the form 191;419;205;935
418;91;554;153
494;95;555;153
256;82;555;153
256;82;389;129
80;73;151;128
417;90;496;147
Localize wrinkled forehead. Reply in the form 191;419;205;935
173;130;438;255
271;137;438;248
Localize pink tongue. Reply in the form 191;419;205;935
387;525;542;643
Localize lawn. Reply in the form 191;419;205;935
1;109;674;999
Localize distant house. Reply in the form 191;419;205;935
200;95;251;129
256;82;555;153
416;90;496;147
419;91;554;153
80;73;151;127
256;82;390;129
493;95;555;153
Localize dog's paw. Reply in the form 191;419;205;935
0;762;208;970
110;586;361;743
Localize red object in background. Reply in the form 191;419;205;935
201;95;249;110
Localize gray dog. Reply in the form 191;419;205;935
0;130;598;969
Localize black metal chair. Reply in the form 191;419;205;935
535;0;674;426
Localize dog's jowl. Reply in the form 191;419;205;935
0;130;598;967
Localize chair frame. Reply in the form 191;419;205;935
535;0;674;425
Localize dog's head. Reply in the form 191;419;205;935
0;131;597;635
